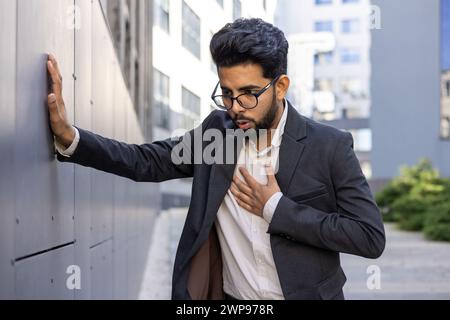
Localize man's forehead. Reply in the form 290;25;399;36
218;64;267;88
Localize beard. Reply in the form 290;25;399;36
254;91;279;131
233;91;280;137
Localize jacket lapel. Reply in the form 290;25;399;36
275;102;308;193
184;118;240;270
204;132;240;226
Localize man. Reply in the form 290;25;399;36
47;18;385;300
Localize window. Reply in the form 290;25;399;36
314;52;334;65
342;0;359;4
342;19;360;34
155;0;170;33
340;78;362;95
233;0;242;21
314;79;334;91
153;69;171;130
314;21;333;32
182;1;201;59
341;48;361;64
441;0;450;139
315;0;332;5
182;87;201;130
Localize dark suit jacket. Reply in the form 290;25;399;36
57;101;385;300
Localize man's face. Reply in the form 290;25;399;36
218;63;280;131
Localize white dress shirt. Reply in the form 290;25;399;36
55;101;288;300
215;102;288;300
54;127;80;158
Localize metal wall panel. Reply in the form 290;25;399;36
90;240;113;299
111;61;133;298
73;0;93;299
124;104;137;242
113;73;129;253
127;238;139;299
113;247;128;299
0;0;17;299
14;0;75;259
1;0;159;299
15;245;75;300
126;105;143;240
90;1;115;247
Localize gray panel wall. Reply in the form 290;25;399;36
15;0;76;260
74;0;94;300
0;0;159;299
0;0;17;299
371;0;450;179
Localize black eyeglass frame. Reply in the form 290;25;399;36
211;75;282;111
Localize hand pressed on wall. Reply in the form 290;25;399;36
46;54;75;149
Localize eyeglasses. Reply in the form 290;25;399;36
211;75;281;111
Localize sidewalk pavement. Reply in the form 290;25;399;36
342;223;450;300
138;208;187;300
139;209;450;300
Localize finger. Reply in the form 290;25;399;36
232;178;253;196
47;94;58;111
47;94;61;122
235;198;255;213
231;184;254;205
47;61;65;108
230;182;240;195
48;54;63;80
47;60;62;94
265;164;277;185
238;167;258;188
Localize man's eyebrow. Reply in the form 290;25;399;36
221;84;262;92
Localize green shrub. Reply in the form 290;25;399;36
392;177;450;231
376;180;413;222
375;159;450;231
376;159;439;223
423;201;450;242
391;194;429;231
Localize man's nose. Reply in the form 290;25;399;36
230;99;246;114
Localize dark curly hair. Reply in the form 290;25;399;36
210;18;289;80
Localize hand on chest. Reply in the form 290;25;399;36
234;140;280;185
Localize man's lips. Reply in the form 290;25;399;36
236;120;253;130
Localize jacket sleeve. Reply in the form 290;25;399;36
267;132;386;259
57;113;215;183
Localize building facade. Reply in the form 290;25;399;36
370;0;450;182
275;0;373;178
100;0;154;141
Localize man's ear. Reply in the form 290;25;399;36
276;75;290;101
